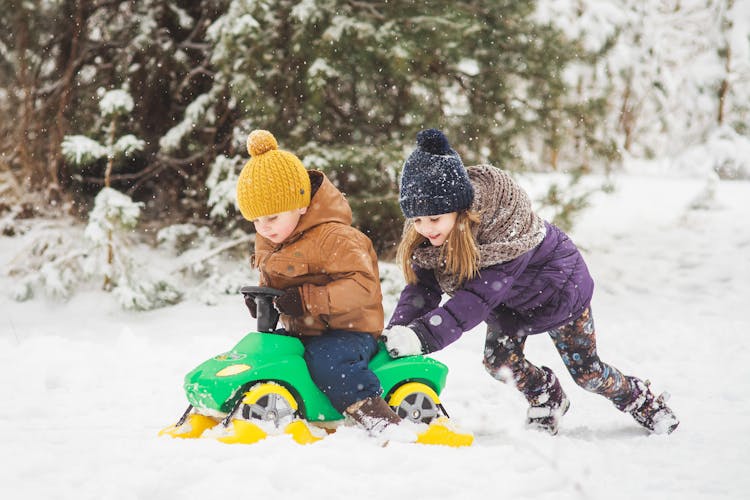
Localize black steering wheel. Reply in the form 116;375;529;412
240;286;284;333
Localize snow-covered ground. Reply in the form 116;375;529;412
1;171;748;499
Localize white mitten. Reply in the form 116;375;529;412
381;325;423;358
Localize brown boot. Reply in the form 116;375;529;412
345;396;401;436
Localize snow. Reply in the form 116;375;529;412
206;155;243;219
672;126;750;180
60;135;107;165
99;89;134;117
291;0;322;23
2;170;750;499
308;58;341;89
159;92;215;153
85;188;142;245
113;134;145;158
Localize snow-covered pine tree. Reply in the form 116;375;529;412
62;88;145;291
1;1;68;195
1;0;230;217
540;0;750;168
11;0;749;248
714;0;750;178
83;186;180;310
8;88;182;310
199;0;604;250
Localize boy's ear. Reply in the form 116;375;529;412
299;207;308;215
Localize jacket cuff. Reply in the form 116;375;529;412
407;321;434;354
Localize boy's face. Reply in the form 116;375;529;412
412;211;458;247
253;207;307;244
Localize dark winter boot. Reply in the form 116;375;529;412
525;367;570;435
618;377;679;435
345;396;403;436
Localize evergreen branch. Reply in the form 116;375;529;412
346;1;386;21
170;233;255;274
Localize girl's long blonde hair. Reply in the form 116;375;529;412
397;210;482;285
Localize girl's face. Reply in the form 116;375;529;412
412;212;458;247
253;207;307;243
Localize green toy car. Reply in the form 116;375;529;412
160;286;471;446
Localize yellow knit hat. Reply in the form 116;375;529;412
236;130;311;220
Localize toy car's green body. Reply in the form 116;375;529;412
161;286;472;447
184;330;449;422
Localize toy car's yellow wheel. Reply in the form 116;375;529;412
239;382;298;428
387;382;445;424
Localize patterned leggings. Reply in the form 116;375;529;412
483;308;634;408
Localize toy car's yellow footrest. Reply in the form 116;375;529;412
417;417;474;447
214;419;324;445
159;413;220;439
218;419;269;444
284;420;324;444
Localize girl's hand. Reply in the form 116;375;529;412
381;325;423;358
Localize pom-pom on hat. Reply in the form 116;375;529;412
236;130;311;221
399;128;474;218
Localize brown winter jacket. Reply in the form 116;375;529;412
252;170;384;337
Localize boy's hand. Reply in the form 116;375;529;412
274;288;304;317
381;325;423;358
242;293;257;318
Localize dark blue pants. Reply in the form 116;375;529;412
300;330;381;412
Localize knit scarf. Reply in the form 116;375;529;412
410;165;546;294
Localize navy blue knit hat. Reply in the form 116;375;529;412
399;129;474;218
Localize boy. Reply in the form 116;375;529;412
236;129;401;436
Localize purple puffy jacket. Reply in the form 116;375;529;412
388;222;594;353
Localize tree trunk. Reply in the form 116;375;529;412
717;45;731;125
575;75;590;173
550;146;559;170
14;7;39;189
619;79;634;152
49;0;86;204
103;115;117;292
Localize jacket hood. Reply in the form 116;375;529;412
291;170;352;237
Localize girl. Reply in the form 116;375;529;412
382;129;679;435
